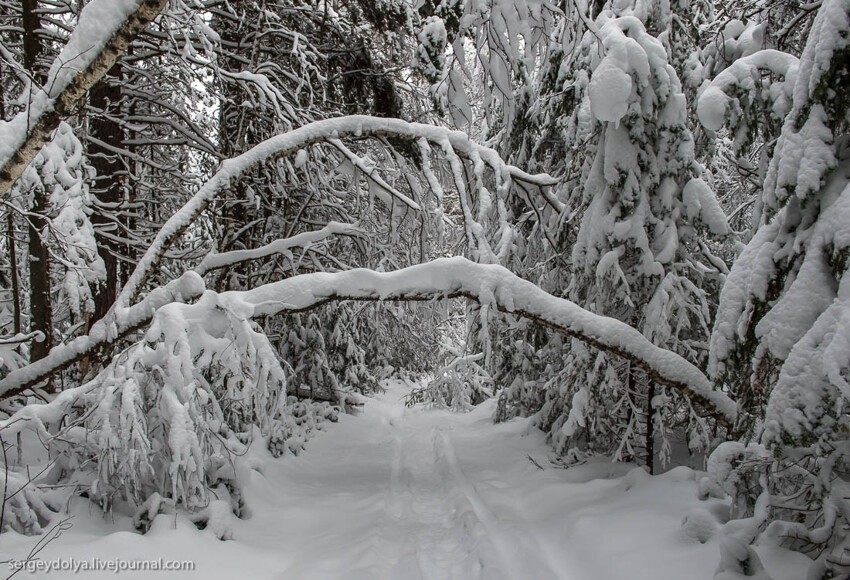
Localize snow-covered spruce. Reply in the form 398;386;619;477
516;3;731;464
702;0;850;572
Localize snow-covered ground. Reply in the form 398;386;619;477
1;380;808;579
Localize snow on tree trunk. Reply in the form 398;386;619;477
0;0;168;197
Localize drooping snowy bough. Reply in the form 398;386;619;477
0;258;737;425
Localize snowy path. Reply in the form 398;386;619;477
2;380;807;580
254;383;572;580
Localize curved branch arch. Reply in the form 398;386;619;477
1;254;737;426
221;256;737;426
116;115;560;312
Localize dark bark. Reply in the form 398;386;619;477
646;380;655;475
7;212;20;335
21;0;42;77
626;365;636;463
22;0;52;365
89;65;124;325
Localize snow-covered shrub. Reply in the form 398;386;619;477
78;290;287;512
327;304;380;394
277;300;443;402
700;440;850;577
0;288;293;527
279;311;340;403
493;321;552;422
268;397;339;457
714;537;771;580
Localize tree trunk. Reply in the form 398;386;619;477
89;64;124;325
22;0;52;368
645;379;655;475
0;56;21;337
7;212;20;335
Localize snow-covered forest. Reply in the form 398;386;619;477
0;0;848;578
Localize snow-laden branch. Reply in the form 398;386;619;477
1;255;736;423
194;222;364;275
217;257;737;425
115;115;560;312
0;272;205;402
0;223;361;400
697;49;799;132
0;0;168;196
326;139;421;211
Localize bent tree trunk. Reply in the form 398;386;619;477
0;257;738;428
226;258;739;427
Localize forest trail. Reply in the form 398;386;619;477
249;380;576;580
183;379;729;580
2;380;805;580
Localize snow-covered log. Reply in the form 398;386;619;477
218;257;737;425
0;0;168;196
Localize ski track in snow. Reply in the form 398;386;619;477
0;380;809;580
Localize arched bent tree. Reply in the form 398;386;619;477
0;115;735;427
